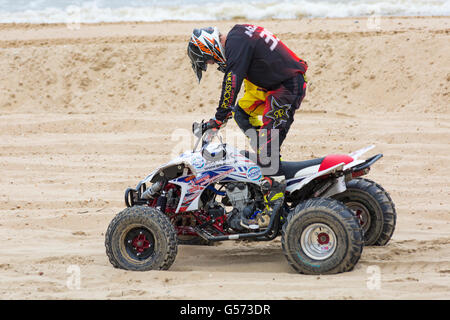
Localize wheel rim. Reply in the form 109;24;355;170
346;201;371;233
123;227;155;261
300;223;337;260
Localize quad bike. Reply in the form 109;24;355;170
105;122;396;275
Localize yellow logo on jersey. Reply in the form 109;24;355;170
221;72;233;109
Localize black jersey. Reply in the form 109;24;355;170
215;24;308;122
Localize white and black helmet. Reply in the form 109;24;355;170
187;27;226;82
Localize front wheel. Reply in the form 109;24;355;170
281;198;363;274
105;206;178;271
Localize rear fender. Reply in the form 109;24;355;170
286;162;346;194
349;145;375;159
286;145;381;195
338;145;385;174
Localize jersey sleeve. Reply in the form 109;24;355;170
214;33;254;122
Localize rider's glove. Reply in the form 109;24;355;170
202;118;223;133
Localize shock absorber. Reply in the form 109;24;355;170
141;180;164;200
156;190;168;213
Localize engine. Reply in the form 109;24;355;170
225;182;259;231
226;182;251;212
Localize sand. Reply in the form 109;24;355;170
0;16;449;300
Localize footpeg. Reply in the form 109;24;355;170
240;219;260;230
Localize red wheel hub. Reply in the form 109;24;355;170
132;234;150;253
317;232;330;245
355;209;365;225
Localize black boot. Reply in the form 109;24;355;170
240;176;286;229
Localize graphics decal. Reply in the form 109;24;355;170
246;166;262;181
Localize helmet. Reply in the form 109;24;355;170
187;27;226;83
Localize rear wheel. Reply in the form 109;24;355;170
105;206;178;271
333;178;396;246
281;198;363;274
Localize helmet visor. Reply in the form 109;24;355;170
188;42;208;82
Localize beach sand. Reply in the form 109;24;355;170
0;16;449;299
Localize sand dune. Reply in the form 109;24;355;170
0;17;449;299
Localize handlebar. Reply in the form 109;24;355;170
192;121;226;161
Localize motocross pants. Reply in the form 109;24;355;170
234;73;307;176
236;75;307;229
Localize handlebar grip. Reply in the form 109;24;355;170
192;121;204;137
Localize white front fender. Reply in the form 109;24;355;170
139;159;197;187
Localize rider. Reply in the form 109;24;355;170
187;25;308;229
